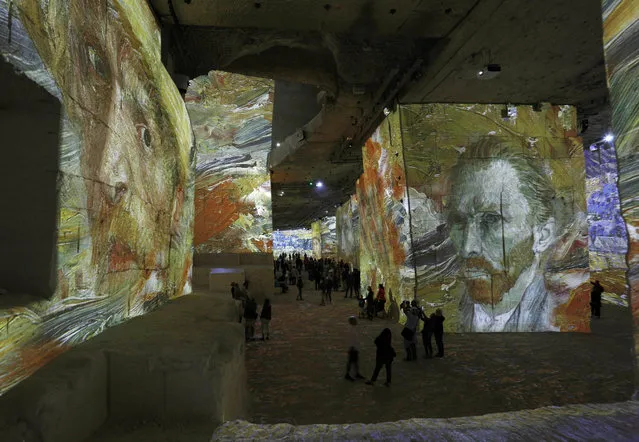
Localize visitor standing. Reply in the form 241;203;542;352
402;302;419;361
260;298;272;340
243;296;258;342
433;308;445;357
590;280;604;318
345;316;364;381
296;275;304;300
420;311;433;358
365;328;396;387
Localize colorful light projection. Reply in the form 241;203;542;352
357;111;413;302
0;0;194;395
602;0;639;381
336;195;360;266
584;141;629;307
401;104;589;332
273;229;314;256
186;72;273;254
321;216;337;259
311;220;322;259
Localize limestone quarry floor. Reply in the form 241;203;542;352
245;284;635;425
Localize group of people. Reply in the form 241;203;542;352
361;284;387;319
345;304;446;387
231;281;272;342
274;252;360;306
400;301;445;360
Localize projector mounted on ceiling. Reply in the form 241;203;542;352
476;64;502;80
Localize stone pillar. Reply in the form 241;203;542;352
601;0;639;394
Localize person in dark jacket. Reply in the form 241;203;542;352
296;276;304;300
243;297;258;342
365;286;375;320
420;310;434;358
590;280;604;318
433;308;445;357
365;328;396;386
260;299;272;340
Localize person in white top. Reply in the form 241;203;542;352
345;316;364;381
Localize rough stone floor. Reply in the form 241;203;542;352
245;280;635;426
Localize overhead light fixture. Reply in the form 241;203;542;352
316;181;324;188
604;133;614;143
383;107;391;116
278;191;285;196
476;64;501;80
276;142;281;147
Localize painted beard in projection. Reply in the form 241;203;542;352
401;104;589;332
273;229;314;256
186;72;273;254
336;195;360;267
357;112;413;303
602;0;639;379
0;0;194;395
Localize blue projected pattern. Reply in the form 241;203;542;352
585;143;628;270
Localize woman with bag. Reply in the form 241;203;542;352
402;301;419;361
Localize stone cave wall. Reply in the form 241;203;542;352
186;72;273;254
601;0;639;388
0;0;194;395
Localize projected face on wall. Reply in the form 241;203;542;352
66;1;181;283
449;138;558;332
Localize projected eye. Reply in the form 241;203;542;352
481;212;502;226
136;124;152;150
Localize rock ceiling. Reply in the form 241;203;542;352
149;0;609;229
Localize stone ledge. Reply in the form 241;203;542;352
0;292;247;442
211;401;639;441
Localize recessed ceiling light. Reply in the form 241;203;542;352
316;181;324;188
276;142;281;147
604;133;614;143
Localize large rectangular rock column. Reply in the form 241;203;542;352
601;0;639;393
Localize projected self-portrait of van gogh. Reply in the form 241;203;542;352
402;104;589;332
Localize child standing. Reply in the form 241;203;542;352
345;316;364;381
260;299;272;340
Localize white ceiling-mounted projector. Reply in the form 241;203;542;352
476;64;501;80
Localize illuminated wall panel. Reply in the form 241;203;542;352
0;0;194;394
357;112;414;302
311;220;322;259
601;0;639;381
336;195;360;266
401;104;589;332
273;229;313;256
186;72;273;254
321;216;337;259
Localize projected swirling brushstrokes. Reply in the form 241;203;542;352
602;0;639;375
321;217;337;259
0;0;194;395
357;112;414;302
186;72;273;254
336;195;360;266
311;220;322;259
401;104;589;332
